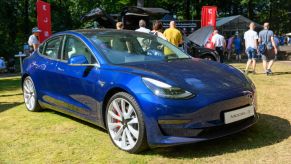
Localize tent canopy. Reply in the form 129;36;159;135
216;15;262;35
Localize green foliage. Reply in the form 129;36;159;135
0;0;290;60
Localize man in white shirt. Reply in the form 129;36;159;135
135;20;151;33
211;30;226;63
244;22;258;74
28;27;41;52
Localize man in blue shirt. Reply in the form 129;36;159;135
233;32;242;62
258;22;278;75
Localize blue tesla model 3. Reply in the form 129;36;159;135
22;29;258;153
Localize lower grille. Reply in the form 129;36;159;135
160;116;257;138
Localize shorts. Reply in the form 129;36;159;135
235;48;241;55
246;47;257;59
261;48;276;61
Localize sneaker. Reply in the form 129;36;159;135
268;69;272;74
266;69;272;76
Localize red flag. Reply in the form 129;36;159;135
36;0;51;43
201;6;217;28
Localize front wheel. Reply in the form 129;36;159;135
23;76;42;112
106;92;148;153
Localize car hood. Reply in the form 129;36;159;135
187;26;213;46
112;59;249;93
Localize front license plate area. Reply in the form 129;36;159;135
224;105;255;124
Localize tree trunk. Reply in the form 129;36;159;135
185;0;190;20
24;0;30;35
137;0;144;7
248;0;254;20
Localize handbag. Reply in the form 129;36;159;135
258;44;266;54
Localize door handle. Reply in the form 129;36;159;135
57;67;64;72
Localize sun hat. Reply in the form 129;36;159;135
32;27;42;33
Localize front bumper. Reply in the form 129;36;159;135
136;89;258;147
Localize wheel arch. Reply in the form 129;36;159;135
201;53;217;61
101;87;128;129
21;73;30;90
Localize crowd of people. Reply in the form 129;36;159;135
114;20;183;49
25;19;287;77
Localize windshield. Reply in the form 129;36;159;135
85;31;190;64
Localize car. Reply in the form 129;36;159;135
185;26;220;62
22;29;258;153
183;37;220;62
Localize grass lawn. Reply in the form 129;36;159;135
1;62;291;163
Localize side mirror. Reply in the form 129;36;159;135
68;55;89;65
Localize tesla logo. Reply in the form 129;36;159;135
43;17;48;23
42;5;47;11
208;9;213;14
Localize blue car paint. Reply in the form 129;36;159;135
22;30;257;147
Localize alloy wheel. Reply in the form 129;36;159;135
23;77;36;111
107;98;139;150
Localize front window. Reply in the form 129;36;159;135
63;35;97;64
85;32;190;64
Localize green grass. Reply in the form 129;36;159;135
1;62;291;163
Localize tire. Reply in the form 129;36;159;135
23;76;42;112
105;92;148;153
202;54;216;61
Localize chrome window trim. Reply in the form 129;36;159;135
38;35;65;62
37;33;100;68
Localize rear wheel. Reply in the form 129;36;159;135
106;92;148;153
23;76;42;112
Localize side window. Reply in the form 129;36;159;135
43;37;62;59
63;36;96;64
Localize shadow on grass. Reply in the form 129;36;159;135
271;71;291;76
0;77;21;92
0;93;22;97
143;113;290;158
0;102;23;113
43;109;107;133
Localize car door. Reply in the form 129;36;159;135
54;34;102;122
34;36;64;102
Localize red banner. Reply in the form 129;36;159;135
201;6;217;28
37;0;51;43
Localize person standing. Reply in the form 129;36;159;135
28;27;41;52
135;20;151;33
163;21;183;47
258;22;278;75
211;30;226;63
244;22;258;74
226;33;235;61
116;22;124;30
233;32;242;62
150;20;167;40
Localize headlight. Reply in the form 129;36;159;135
142;77;194;99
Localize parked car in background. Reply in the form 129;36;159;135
22;29;258;153
184;26;220;62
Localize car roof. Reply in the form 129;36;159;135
68;28;151;36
